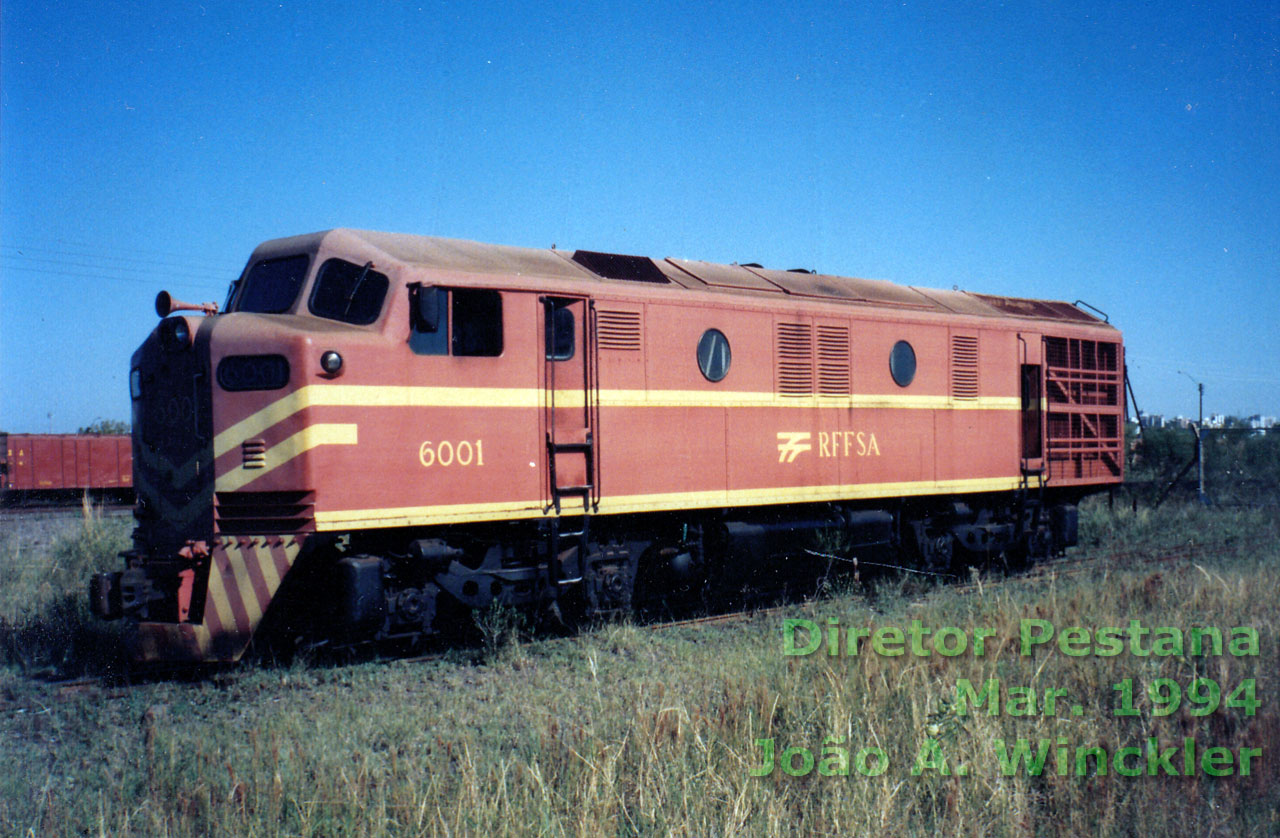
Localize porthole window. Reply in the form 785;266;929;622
889;340;916;387
697;329;731;382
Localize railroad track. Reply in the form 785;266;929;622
651;533;1275;633
0;504;132;524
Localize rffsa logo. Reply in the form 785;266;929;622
776;432;812;463
777;430;883;463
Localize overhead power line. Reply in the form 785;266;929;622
0;260;227;291
3;237;233;272
0;250;231;282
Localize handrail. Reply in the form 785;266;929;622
1072;299;1110;322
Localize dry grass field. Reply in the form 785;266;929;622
0;500;1276;836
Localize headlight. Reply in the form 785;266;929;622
159;317;192;352
320;350;343;374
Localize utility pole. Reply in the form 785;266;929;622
1179;371;1208;504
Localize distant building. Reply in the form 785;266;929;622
1247;414;1277;429
1205;414;1226;429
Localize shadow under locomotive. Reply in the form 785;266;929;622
237;492;1079;662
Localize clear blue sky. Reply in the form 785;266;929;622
2;1;1277;430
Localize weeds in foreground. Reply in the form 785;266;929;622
0;502;130;677
473;600;529;663
1;502;1276;836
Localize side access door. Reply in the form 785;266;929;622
1019;333;1045;477
541;296;599;514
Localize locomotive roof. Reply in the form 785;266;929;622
280;229;1111;327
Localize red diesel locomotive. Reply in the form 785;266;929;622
90;229;1125;662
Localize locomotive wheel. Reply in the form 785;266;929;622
633;541;706;619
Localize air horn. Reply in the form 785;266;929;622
155;290;219;317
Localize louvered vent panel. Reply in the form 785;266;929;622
215;490;316;535
951;335;979;399
241;438;267;469
776;323;814;397
597;310;642;351
816;325;851;396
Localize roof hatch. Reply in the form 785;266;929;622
571;250;670;283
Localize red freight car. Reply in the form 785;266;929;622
91;230;1125;663
1;433;133;500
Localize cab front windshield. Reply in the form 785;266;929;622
228;254;390;325
229;254;310;313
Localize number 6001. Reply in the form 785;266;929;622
418;439;485;468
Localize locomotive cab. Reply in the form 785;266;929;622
93;231;575;660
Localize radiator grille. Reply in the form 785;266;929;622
215;490;315;535
776;323;814;397
1045;338;1120;406
1043;336;1123;481
596;310;642;351
1045;337;1119;374
950;335;979;399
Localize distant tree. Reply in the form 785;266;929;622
1129;425;1195;481
1206;427;1280;491
77;418;131;435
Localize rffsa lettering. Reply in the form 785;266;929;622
818;431;881;458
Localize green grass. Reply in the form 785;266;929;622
0;501;131;677
1;500;1276;836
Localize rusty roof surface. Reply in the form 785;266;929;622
664;258;786;293
304;229;1109;326
967;293;1104;324
333;229;595;281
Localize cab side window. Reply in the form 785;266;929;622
453;289;503;357
544;301;575;361
409;285;503;357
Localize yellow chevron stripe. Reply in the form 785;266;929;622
133;471;212;532
312;476;1025;529
205;554;238;634
189;537;305;662
133;439;203;492
213;385;1020;458
257;546;282;593
229;546;264;628
215;423;358;492
213;386;537;457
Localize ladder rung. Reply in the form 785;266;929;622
554;485;593;495
551;442;593;454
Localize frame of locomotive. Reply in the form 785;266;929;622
92;229;1125;663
